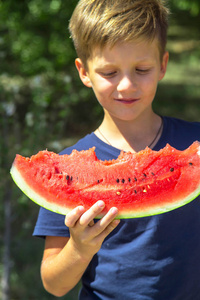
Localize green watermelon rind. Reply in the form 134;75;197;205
10;162;200;219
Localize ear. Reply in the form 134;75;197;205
75;58;92;88
159;51;169;81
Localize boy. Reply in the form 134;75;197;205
33;0;200;299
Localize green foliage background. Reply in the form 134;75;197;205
0;0;200;299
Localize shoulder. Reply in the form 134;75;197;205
166;116;200;130
162;116;200;150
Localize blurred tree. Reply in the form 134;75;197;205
0;1;87;298
171;0;200;16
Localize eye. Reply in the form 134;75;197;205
136;68;151;74
100;71;117;78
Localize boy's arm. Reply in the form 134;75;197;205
41;201;120;297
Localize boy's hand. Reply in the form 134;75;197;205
65;200;120;261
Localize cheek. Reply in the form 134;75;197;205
140;75;159;94
93;79;114;96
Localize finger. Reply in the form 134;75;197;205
79;200;105;227
88;207;118;236
96;207;119;232
65;206;85;228
93;208;120;241
98;218;120;241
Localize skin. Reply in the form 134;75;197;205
41;38;169;297
76;38;168;152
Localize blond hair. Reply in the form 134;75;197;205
69;0;169;66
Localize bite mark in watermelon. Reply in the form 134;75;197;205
10;142;200;218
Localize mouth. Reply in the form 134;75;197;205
115;98;139;104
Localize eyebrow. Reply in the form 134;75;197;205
95;64;116;70
94;59;155;71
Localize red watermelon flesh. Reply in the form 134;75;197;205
10;142;200;218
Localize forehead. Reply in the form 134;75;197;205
88;38;161;66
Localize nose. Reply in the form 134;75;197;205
117;74;137;92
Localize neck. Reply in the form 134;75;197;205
95;110;163;152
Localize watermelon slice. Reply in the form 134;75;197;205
10;142;200;218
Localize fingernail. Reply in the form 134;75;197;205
110;207;118;214
78;206;85;213
97;200;105;208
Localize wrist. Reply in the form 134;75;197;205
68;237;95;264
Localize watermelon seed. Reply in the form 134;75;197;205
122;179;125;183
134;177;137;181
170;168;174;172
66;175;70;180
116;179;120;183
97;180;100;183
70;176;73;181
134;190;137;194
189;162;193;166
151;172;155;176
143;173;147;177
128;178;131;182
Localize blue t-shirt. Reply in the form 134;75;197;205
33;116;200;300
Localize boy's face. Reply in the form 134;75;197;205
76;38;168;124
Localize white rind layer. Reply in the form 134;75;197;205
10;163;200;219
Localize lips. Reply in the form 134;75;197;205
115;98;139;104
